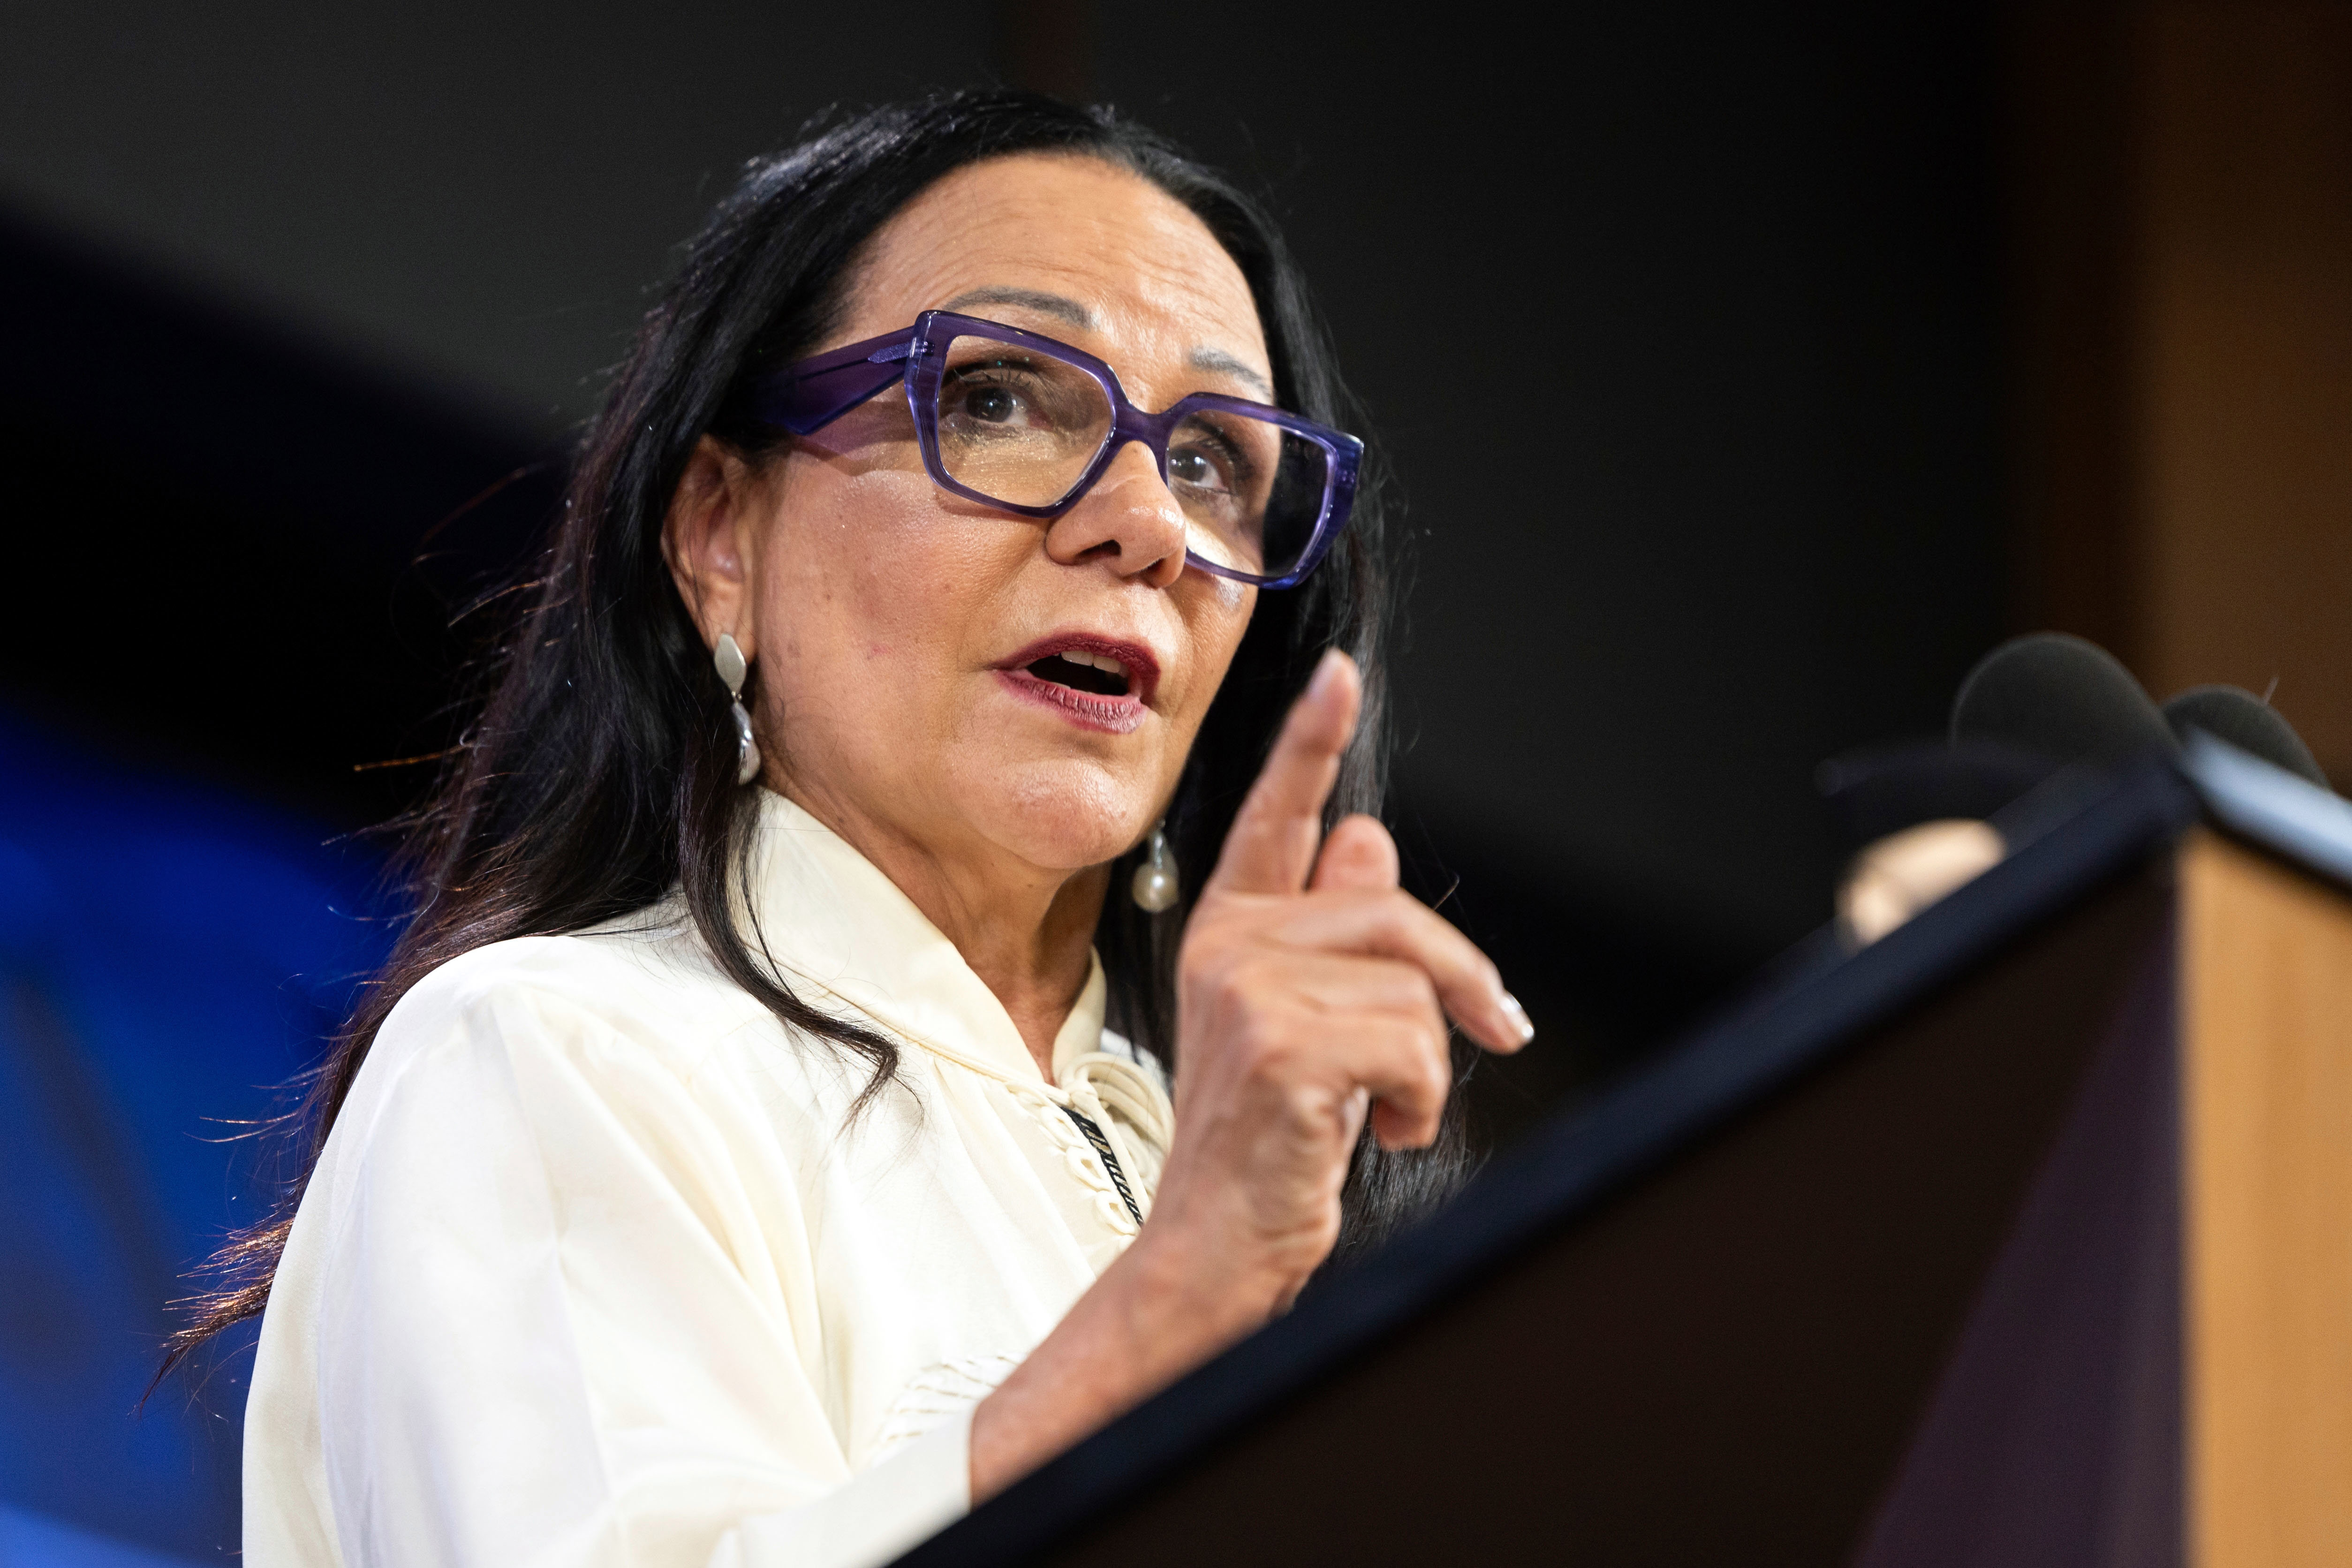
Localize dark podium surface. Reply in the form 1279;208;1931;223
899;744;2352;1568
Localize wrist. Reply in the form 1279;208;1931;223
965;1210;1305;1504
966;1227;1277;1503
1113;1221;1290;1367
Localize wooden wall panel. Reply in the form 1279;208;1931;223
2139;4;2352;782
2010;2;2352;781
2181;828;2352;1567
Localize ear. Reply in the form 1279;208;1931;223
661;435;763;659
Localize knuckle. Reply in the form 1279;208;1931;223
1419;1051;1453;1103
1236;1022;1287;1074
1396;1041;1442;1097
1183;935;1255;994
1412;1019;1452;1084
1230;997;1301;1068
1401;963;1442;1011
1378;891;1429;945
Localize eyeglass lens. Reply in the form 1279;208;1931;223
933;332;1330;581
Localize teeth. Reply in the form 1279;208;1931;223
1066;650;1126;677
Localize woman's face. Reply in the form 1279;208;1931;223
675;153;1267;886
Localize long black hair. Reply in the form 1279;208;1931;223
169;89;1465;1368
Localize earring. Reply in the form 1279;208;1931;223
1131;819;1179;912
714;633;762;787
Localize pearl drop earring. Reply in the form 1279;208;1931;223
714;633;762;786
1131;820;1178;912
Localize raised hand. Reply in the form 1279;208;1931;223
969;648;1529;1499
1147;647;1532;1308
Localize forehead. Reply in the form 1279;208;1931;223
839;153;1270;378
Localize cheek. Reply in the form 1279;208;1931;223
758;465;1009;702
1172;576;1255;717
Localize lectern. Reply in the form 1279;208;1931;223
901;739;2352;1568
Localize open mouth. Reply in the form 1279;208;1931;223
995;635;1159;735
1024;650;1132;698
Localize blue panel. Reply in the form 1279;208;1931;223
0;1500;204;1568
0;712;393;1558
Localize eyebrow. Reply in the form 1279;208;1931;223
938;286;1275;400
1188;346;1273;400
939;286;1095;329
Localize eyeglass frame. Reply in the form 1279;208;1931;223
743;309;1361;590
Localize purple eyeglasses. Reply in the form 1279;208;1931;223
746;310;1360;589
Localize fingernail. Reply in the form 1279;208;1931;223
1500;992;1535;1045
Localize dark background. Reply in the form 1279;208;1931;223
0;4;2010;1559
1;0;2006;1115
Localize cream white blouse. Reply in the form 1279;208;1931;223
243;791;1175;1568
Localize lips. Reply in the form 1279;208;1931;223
994;633;1162;735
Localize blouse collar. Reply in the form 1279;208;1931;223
740;789;1105;1087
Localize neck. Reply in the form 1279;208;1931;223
776;781;1110;1078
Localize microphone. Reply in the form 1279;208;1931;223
1837;634;2316;948
1949;632;2176;770
2162;685;2329;790
1833;631;2170;947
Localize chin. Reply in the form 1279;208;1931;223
976;758;1155;871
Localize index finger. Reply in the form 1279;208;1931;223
1206;649;1361;896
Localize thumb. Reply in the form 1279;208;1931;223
1310;813;1400;892
1206;649;1361;896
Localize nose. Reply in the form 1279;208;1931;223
1043;440;1188;589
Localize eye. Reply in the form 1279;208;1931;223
960;385;1019;424
1168;429;1250;499
1168;447;1219;487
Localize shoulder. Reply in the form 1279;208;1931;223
322;919;843;1189
292;925;821;1293
367;917;763;1090
417;901;734;1011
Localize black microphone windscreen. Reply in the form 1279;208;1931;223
2162;685;2329;790
1950;633;2176;770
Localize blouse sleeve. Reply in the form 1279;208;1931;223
304;969;969;1568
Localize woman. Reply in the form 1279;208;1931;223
195;91;1530;1566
